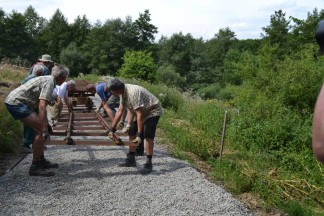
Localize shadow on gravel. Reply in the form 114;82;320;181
53;147;189;180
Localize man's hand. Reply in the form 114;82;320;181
42;131;50;141
122;123;131;133
108;128;116;139
133;132;142;144
117;121;124;130
49;100;55;106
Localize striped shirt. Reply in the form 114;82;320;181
121;84;163;122
4;75;56;110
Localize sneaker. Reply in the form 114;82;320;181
140;163;153;174
22;144;33;153
29;164;55;177
119;154;136;167
41;159;59;169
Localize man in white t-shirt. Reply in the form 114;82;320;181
48;80;76;125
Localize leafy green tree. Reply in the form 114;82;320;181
156;64;185;87
23;5;47;63
60;42;88;77
289;8;324;53
118;50;157;82
70;15;91;47
82;17;138;75
0;9;6;59
158;32;195;78
134;9;158;50
261;10;290;58
38;9;71;62
1;10;32;61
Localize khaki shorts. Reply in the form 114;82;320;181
47;102;63;126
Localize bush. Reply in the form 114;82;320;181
0;96;22;152
156;64;185;88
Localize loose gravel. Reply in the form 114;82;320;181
0;144;252;216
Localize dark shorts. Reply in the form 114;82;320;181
4;103;33;120
129;116;160;139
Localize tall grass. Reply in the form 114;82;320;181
151;83;323;215
0;66;26;153
0;97;22;152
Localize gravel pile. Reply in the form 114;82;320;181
0;144;252;215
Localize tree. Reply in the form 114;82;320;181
23;6;47;62
70;15;91;47
1;10;32;61
38;9;71;62
118;50;157;82
60;42;88;77
134;9;158;50
262;10;290;58
158;32;195;78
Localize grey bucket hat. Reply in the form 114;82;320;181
39;54;53;62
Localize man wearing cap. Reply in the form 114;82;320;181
107;78;163;174
28;54;53;76
4;64;70;176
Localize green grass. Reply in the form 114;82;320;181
0;66;27;153
157;93;324;216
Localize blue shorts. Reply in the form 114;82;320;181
4;103;33;120
129;116;160;139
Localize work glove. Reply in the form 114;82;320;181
94;107;100;113
108;128;117;139
42;131;50;141
133;132;142;144
49;100;55;106
122;123;131;133
116;121;125;130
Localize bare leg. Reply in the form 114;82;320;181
20;113;44;161
146;138;154;156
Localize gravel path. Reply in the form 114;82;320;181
0;144;252;216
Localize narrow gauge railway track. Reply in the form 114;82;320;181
45;79;136;147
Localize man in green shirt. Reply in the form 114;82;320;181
4;65;70;176
107;78;163;174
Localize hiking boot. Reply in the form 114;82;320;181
140;163;153;174
119;154;136;167
22;144;33;153
40;159;59;169
29;163;55;177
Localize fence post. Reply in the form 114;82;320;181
219;110;228;162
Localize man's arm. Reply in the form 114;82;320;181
312;84;324;162
135;108;144;135
64;97;72;112
39;99;49;132
111;103;125;130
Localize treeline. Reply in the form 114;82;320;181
1;6;323;100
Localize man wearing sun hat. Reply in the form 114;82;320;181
28;54;53;76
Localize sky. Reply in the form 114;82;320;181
0;0;323;40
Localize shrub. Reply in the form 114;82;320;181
0;96;22;152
